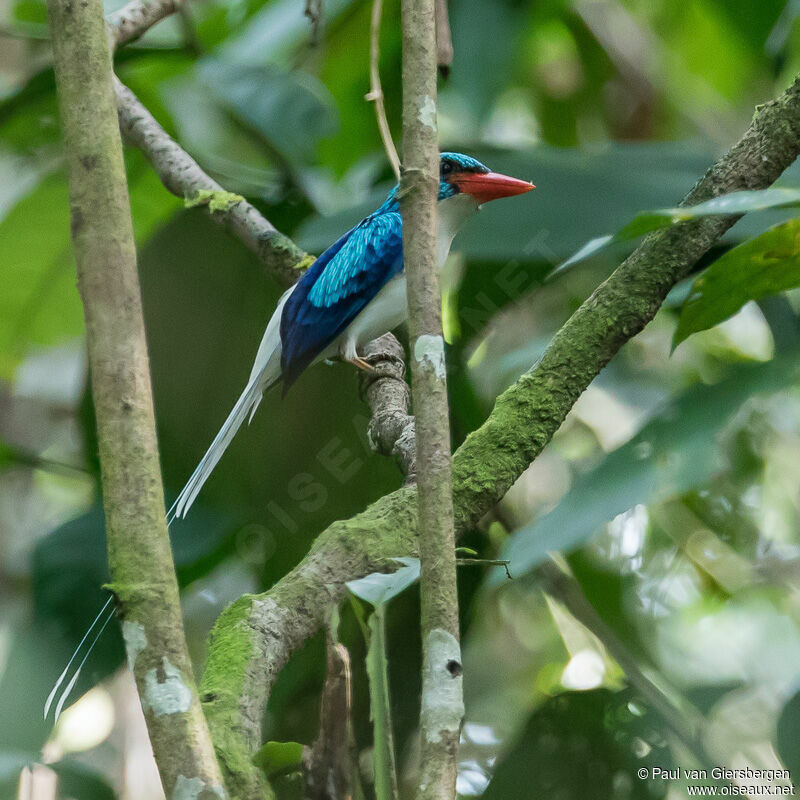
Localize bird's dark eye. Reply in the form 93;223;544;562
441;160;453;177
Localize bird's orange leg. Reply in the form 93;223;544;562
345;355;375;372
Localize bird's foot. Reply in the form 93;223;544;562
346;356;375;373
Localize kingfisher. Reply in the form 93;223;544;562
169;152;534;520
45;153;533;723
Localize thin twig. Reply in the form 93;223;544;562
366;0;401;180
456;558;512;579
113;78;311;287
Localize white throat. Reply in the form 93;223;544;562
436;193;479;267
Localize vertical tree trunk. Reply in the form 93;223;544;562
46;0;226;794
400;0;464;798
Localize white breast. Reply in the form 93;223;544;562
334;193;479;359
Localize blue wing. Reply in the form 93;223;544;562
280;210;403;391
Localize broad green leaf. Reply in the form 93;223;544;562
215;0;357;66
346;557;420;608
447;0;523;121
673;218;800;348
0;172;81;377
199;59;338;165
554;188;800;274
252;741;305;777
497;350;800;581
12;0;46;25
300;144;800;264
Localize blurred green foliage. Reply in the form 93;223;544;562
3;0;800;797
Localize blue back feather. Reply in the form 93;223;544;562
280;207;403;390
279;152;489;391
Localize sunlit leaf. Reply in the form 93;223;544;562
0;156;179;377
673;218;800;348
253;740;305;778
346;557;420;608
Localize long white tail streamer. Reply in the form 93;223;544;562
44;594;114;720
51;608;115;723
46;284;293;723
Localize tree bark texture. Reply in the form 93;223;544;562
400;0;463;798
46;0;226;794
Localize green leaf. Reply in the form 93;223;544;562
12;0;47;25
777;686;800;776
498;350;800;580
365;608;399;800
0;172;82;377
252;741;305;778
298;143;717;263
198;59;338;165
555;188;800;274
345;557;420;608
673;218;800;348
0;156;179;377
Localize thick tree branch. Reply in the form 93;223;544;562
46;0;225;794
400;0;462;795
200;75;800;798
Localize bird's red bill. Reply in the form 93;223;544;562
457;172;535;204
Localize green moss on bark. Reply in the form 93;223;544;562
200;595;269;798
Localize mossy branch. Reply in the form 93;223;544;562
46;0;225;794
200;74;800;798
113;78;310;287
